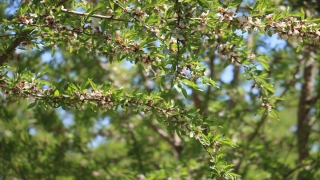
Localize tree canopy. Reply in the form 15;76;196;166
0;0;319;179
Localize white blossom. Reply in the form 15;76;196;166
200;10;209;18
292;29;300;36
237;15;248;25
161;4;168;10
30;13;38;18
215;13;224;22
265;14;273;21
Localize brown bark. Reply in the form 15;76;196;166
296;54;316;180
192;90;203;113
204;53;216;114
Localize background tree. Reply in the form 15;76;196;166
0;0;319;179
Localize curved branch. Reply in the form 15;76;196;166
0;31;30;66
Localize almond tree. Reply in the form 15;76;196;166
0;0;319;179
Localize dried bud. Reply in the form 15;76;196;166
249;54;255;60
107;9;113;15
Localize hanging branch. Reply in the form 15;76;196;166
0;30;31;66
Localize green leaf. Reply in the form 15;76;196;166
36;71;46;79
270;109;280;120
182;79;203;91
228;0;242;8
51;46;55;57
87;78;97;90
289;11;302;17
87;3;104;18
54;89;59;97
38;80;55;88
27;101;37;109
301;7;305;19
109;1;114;10
100;19;108;32
220;138;238;148
258;58;269;71
181;88;188;98
58;79;66;89
296;43;303;52
154;53;165;59
68;83;79;91
196;0;209;8
265;84;274;94
173;83;182;93
255;108;267;116
200;77;219;89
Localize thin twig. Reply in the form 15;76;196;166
248;114;268;142
283;159;316;179
148;123;173;146
0;34;17;38
60;7;211;21
204;53;216;111
61;7;127;21
56;0;69;7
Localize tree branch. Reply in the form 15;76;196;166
57;0;69;7
147;119;183;158
204;53;216;113
148;123;173;146
61;7;126;21
0;31;30;66
284;159;316;179
297;55;316;162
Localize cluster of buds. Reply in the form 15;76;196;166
176;66;188;78
261;102;272;112
140;55;154;76
215;7;236;22
218;42;239;63
107;9;113;15
214;8;320;44
249;54;256;61
74;90;114;110
45;15;59;26
7;80;37;96
268;17;320;44
237;15;262;31
114;31;142;55
175;62;205;82
134;7;147;20
150;26;160;37
196;10;209;32
153;7;164;17
174;2;195;32
0;75;114;111
211;28;223;40
123;6;148;21
19;13;37;25
1;78;56;99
